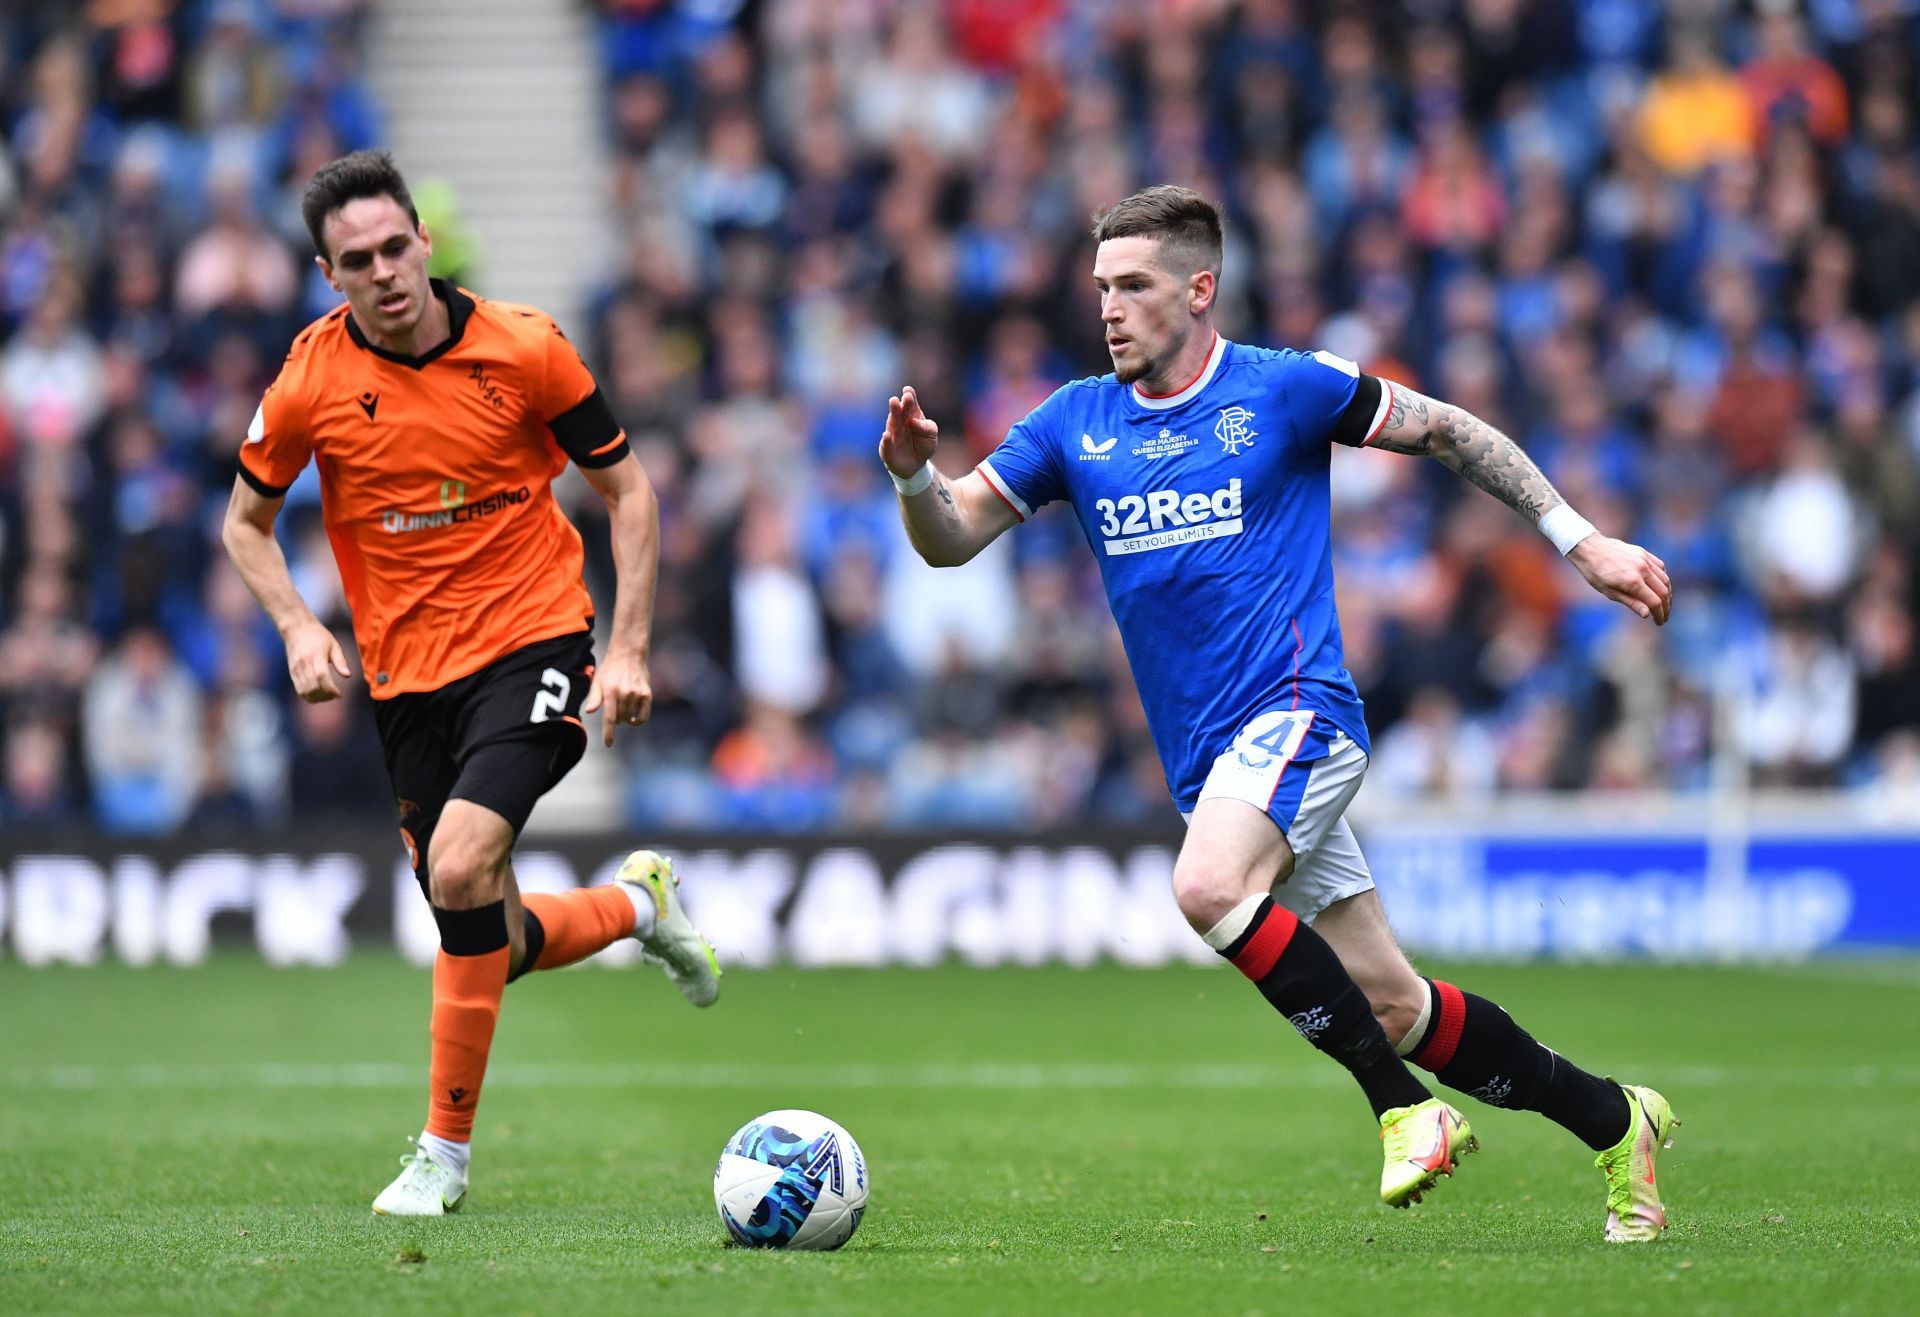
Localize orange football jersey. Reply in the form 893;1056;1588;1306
239;281;628;698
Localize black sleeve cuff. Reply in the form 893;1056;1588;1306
1327;373;1385;447
548;386;628;468
237;463;292;499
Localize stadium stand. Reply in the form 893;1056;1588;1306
3;0;1919;834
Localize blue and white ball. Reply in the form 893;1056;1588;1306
714;1109;868;1250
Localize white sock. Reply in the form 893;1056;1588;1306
615;879;658;939
1394;981;1435;1058
418;1131;470;1177
1201;893;1270;952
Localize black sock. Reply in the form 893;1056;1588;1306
1403;979;1630;1150
1213;896;1431;1118
506;909;546;985
431;900;510;955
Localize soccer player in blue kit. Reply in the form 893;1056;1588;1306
881;187;1680;1239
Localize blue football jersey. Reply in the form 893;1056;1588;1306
978;335;1390;811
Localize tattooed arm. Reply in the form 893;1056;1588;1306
1367;384;1674;624
1368;385;1565;520
880;385;1021;567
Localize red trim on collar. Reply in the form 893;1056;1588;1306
1132;332;1220;400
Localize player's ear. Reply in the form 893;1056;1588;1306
416;221;433;260
1189;269;1216;316
315;253;340;292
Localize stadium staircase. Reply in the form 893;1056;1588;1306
366;0;624;832
365;0;610;329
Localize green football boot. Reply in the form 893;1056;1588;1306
1596;1083;1679;1242
615;849;722;1007
1379;1097;1477;1207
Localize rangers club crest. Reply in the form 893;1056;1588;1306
1215;406;1257;455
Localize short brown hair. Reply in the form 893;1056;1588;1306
301;149;419;260
1090;185;1223;278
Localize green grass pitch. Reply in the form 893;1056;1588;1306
3;955;1917;1315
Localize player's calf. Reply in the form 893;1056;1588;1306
1397;978;1631;1151
1206;894;1434;1121
1365;979;1429;1050
423;903;511;1144
501;851;720;1005
512;884;641;979
405;805;518;1206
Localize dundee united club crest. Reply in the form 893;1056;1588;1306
1215;406;1257;455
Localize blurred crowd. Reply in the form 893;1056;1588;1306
6;0;1920;835
0;0;388;831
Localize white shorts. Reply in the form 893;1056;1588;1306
1184;708;1377;922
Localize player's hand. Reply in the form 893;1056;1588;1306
284;619;352;702
880;385;939;478
1568;535;1672;625
583;645;652;747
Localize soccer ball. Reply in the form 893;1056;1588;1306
714;1109;868;1250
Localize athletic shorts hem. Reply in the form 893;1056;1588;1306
1195;711;1366;854
449;781;543;836
1185;705;1378;924
375;631;595;889
1271;830;1377;923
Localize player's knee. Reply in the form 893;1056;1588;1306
1171;857;1257;934
427;834;508;910
1369;983;1428;1050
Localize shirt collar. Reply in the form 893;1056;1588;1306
343;278;474;369
1129;332;1228;411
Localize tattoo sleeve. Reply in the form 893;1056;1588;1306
1373;386;1565;524
1369;386;1432;455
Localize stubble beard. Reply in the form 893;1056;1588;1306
1112;351;1153;385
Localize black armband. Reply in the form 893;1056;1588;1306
237;463;292;499
1327;373;1386;448
548;387;629;467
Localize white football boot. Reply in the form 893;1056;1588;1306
371;1142;468;1217
615;850;722;1007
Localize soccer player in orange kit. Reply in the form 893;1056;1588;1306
222;151;720;1216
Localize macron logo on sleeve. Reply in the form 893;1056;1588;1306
246;404;265;444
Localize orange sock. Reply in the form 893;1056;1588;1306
425;902;512;1143
521;886;639;972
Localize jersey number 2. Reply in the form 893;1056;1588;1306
530;668;570;723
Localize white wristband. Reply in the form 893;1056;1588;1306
889;461;933;496
1538;503;1597;555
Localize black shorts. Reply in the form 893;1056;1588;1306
373;631;594;897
